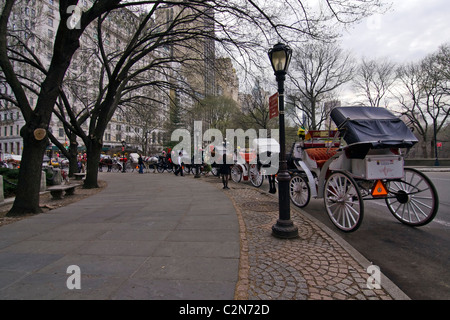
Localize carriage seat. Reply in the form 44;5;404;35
239;152;257;163
305;148;338;168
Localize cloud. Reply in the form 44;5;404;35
340;0;450;63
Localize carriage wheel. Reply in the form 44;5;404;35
249;164;264;187
211;166;219;177
231;165;242;183
385;168;439;227
324;171;364;232
289;175;310;208
157;164;164;173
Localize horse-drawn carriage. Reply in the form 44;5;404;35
231;138;280;187
288;106;439;232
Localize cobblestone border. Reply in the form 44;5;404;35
204;176;408;300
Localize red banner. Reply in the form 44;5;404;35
269;93;279;119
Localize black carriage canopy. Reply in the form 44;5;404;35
330;106;418;150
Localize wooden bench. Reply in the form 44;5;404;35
73;173;86;180
47;184;81;199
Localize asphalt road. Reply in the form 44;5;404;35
258;170;450;300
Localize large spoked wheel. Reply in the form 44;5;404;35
289;175;310;208
231;165;242;183
385;168;439;227
211;166;219;177
324;171;364;232
249;164;264;187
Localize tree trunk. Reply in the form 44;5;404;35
7;125;47;216
68;135;79;177
421;140;428;158
84;139;101;189
430;139;436;159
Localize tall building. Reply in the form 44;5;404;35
0;1;239;158
0;0;170;157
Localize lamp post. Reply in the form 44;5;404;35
121;140;127;173
194;131;201;178
268;43;298;239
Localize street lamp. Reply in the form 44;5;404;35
268;43;298;239
121;140;127;173
194;131;201;178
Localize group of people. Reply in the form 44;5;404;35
172;150;277;194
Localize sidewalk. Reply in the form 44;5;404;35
0;173;239;299
0;171;409;300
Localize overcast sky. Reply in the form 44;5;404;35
340;0;450;63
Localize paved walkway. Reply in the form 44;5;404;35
0;173;239;299
0;171;409;300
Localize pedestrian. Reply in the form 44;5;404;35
220;153;231;189
174;151;184;176
268;174;276;194
138;154;144;174
107;157;113;172
267;151;277;194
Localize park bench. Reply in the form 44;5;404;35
47;183;81;199
73;173;86;180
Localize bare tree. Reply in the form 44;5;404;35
353;57;397;107
288;41;355;130
0;0;389;215
395;44;450;158
238;79;276;130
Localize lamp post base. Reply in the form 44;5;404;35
272;219;299;239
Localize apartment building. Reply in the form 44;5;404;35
0;0;239;157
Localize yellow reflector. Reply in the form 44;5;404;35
372;180;388;197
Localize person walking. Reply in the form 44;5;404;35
174;151;184;176
220;153;231;189
106;157;113;172
138;154;144;174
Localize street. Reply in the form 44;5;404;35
259;171;450;300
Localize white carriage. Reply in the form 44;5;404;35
288;107;439;232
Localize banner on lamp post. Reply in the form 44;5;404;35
269;92;279;119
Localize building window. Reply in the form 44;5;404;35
47;18;53;27
58;128;64;137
